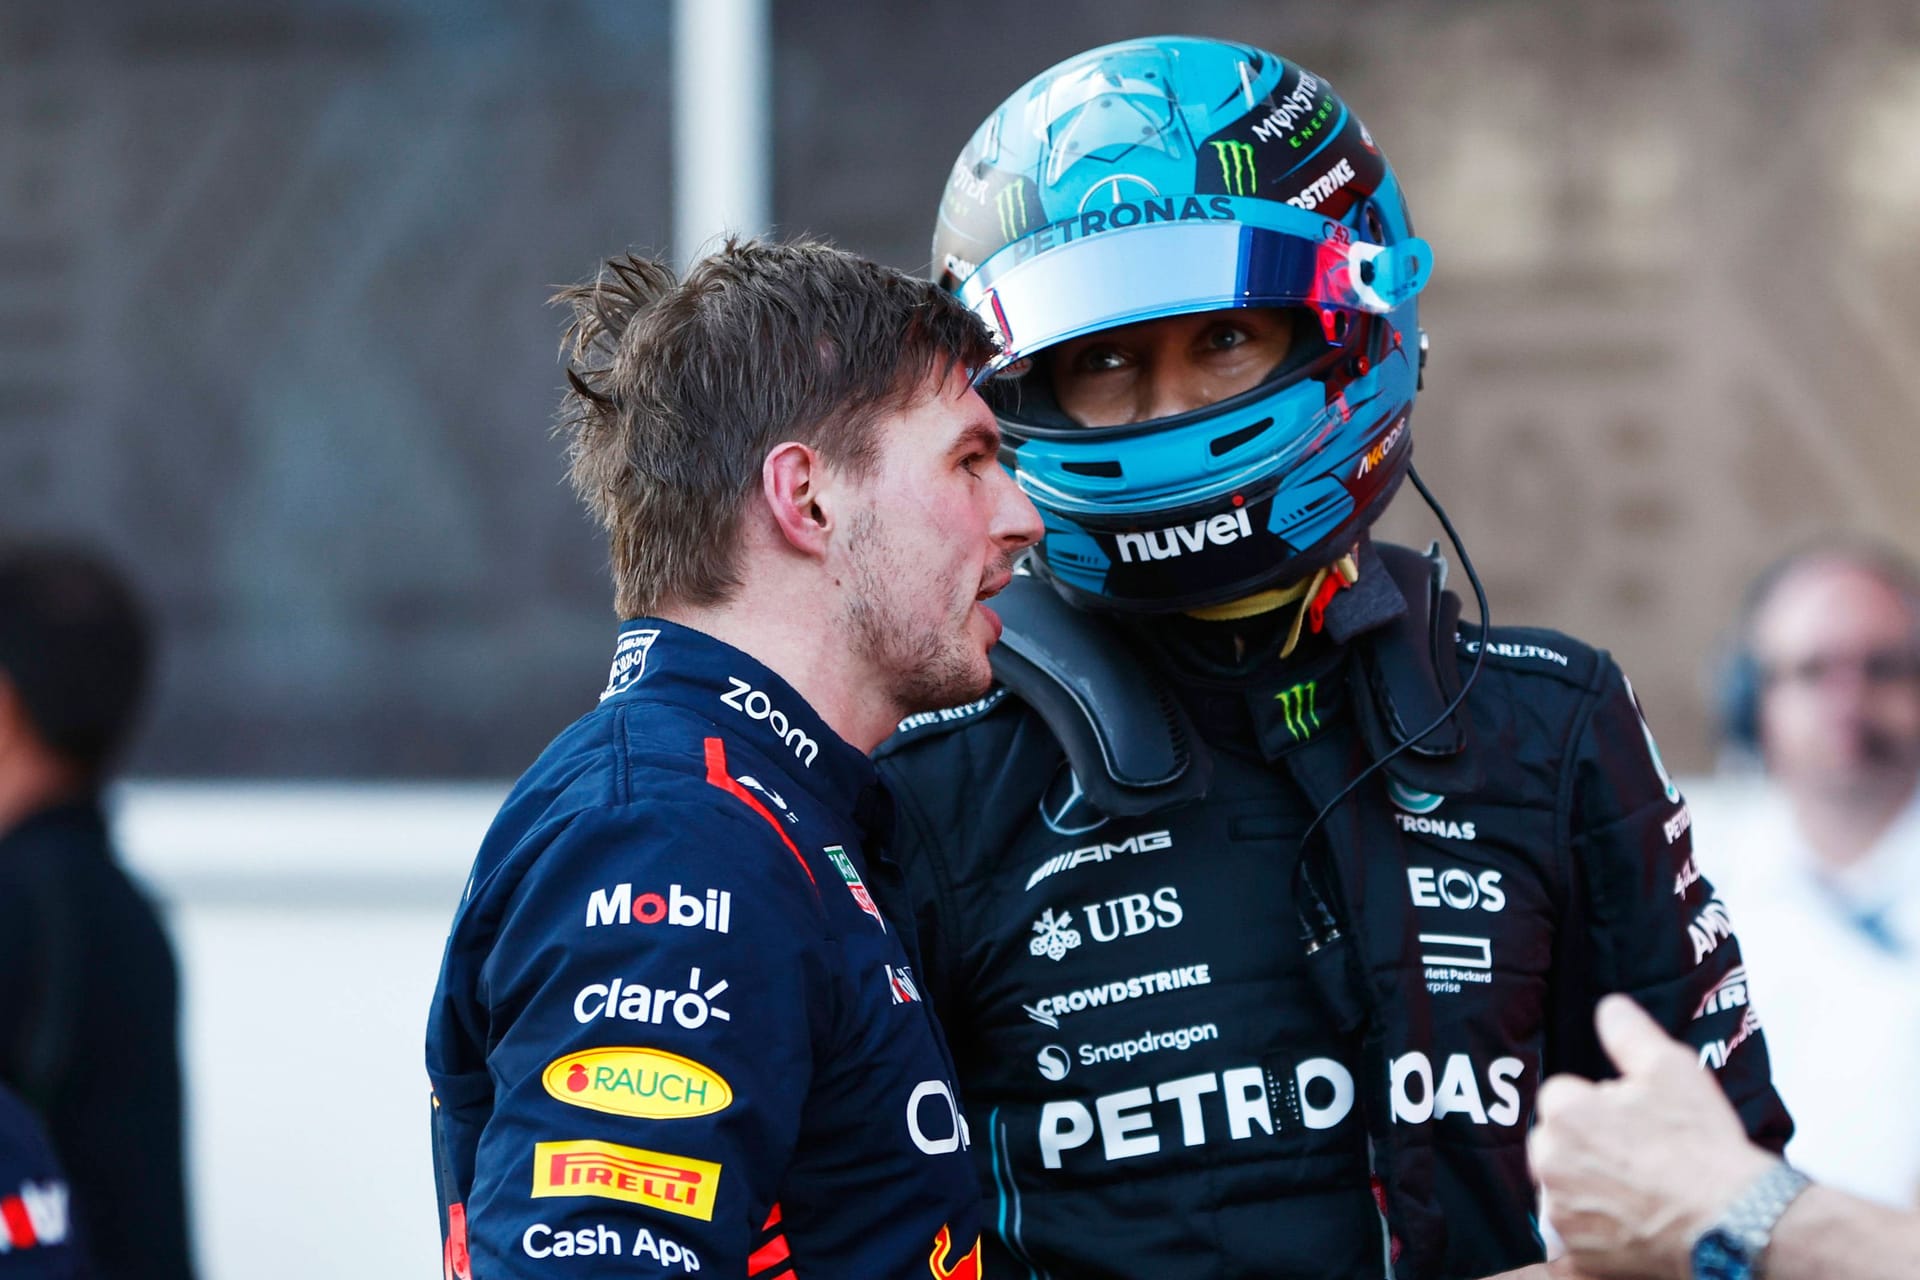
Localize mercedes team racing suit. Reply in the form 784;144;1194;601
875;542;1791;1280
427;618;986;1279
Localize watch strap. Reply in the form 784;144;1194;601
1709;1160;1813;1273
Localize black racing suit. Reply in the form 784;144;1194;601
875;542;1791;1280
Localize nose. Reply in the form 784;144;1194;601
992;466;1044;551
1136;366;1212;424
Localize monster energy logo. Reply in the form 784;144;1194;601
996;180;1031;241
1210;140;1257;197
1273;680;1320;741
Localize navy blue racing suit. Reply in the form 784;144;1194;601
427;619;986;1279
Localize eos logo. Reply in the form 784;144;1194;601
1026;830;1173;891
1114;508;1253;564
720;677;818;766
908;1080;971;1155
585;883;731;933
572;968;732;1030
1407;867;1506;913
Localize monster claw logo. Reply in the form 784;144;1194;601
1273;679;1320;741
1209;140;1257;196
928;1225;982;1280
995;179;1031;241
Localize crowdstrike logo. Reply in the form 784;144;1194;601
1286;156;1357;211
720;677;818;767
1023;962;1213;1028
1114;508;1254;564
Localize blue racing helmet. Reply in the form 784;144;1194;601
932;36;1433;613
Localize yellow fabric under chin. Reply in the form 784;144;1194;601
1184;551;1362;660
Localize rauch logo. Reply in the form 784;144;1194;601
541;1047;733;1120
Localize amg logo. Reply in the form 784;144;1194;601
1249;72;1321;144
1287;156;1356;211
1026;830;1173;891
720;677;818;766
1115;508;1253;564
1689;898;1736;965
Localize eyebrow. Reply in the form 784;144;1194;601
952;420;1002;456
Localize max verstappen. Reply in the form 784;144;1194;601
426;240;1041;1277
874;36;1791;1279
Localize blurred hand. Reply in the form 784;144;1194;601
1528;995;1778;1280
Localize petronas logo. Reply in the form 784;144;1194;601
1388;778;1446;815
995;179;1031;241
1273;680;1320;741
1210;140;1257;196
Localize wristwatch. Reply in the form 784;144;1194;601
1689;1160;1813;1280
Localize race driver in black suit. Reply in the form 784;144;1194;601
875;34;1791;1280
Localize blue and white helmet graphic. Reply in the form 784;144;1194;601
933;36;1434;613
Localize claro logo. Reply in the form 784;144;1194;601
720;677;818;766
1114;509;1254;565
541;1047;733;1120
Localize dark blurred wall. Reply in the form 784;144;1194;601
4;1;1919;775
1;2;671;775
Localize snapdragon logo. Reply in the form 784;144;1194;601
1114;509;1253;564
1078;1022;1220;1069
720;677;818;766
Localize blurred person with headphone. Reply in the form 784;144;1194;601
0;543;193;1280
1697;540;1920;1207
873;35;1790;1279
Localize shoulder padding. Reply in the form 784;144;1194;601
886;574;1212;818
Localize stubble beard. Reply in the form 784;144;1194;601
842;511;989;717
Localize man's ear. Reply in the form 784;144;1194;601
763;441;833;557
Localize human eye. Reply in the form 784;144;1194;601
1070;344;1129;373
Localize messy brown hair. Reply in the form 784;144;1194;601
554;237;998;617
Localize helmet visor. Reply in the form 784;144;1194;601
958;212;1432;378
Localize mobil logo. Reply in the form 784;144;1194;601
584;883;731;933
541;1046;733;1120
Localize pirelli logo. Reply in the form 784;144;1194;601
531;1139;721;1221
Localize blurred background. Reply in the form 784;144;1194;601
4;0;1920;1274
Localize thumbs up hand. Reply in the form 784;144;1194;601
1528;995;1779;1280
